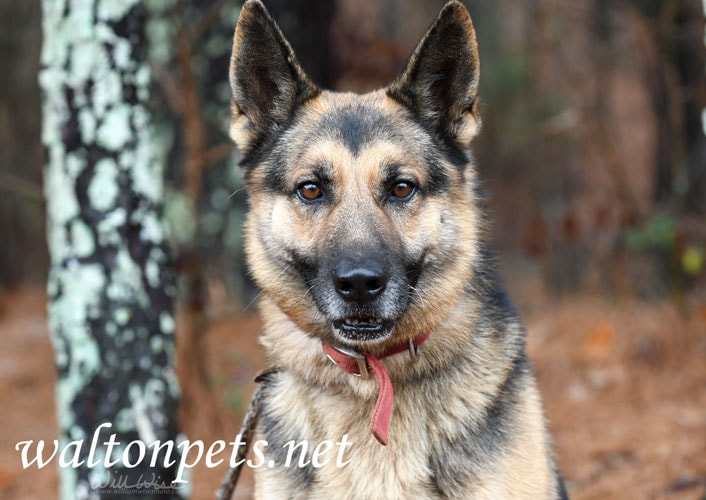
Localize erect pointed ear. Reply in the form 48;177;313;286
387;1;481;145
229;0;320;153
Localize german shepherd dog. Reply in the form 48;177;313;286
229;1;567;498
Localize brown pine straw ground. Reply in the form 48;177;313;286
0;278;704;499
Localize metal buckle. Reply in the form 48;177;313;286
327;345;369;378
408;339;420;360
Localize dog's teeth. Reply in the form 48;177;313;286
376;317;382;323
352;319;359;325
344;318;352;325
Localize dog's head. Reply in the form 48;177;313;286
230;0;483;348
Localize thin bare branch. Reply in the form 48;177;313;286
203;142;236;168
0;171;43;202
189;0;233;43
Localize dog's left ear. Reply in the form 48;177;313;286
387;1;481;145
229;0;320;153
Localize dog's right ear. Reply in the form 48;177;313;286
387;1;481;145
229;0;320;153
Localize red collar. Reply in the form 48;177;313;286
321;331;431;446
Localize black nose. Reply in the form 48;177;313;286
333;256;388;304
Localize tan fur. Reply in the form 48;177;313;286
253;294;557;499
242;78;559;500
229;2;563;498
245;91;481;354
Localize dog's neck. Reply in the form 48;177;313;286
256;278;522;391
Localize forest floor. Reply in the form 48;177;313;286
0;275;705;499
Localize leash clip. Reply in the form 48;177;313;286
326;345;369;378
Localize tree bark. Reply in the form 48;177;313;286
40;1;184;498
690;0;706;213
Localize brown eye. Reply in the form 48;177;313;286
392;181;415;199
298;182;322;201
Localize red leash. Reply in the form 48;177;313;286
322;331;431;445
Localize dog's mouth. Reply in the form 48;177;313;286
332;314;395;342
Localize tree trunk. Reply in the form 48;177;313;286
40;1;184;498
689;0;706;213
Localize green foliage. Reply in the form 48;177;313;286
481;50;533;101
681;245;704;276
624;213;676;250
624;213;704;284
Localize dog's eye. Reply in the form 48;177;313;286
391;181;415;200
297;182;322;201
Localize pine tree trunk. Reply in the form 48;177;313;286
40;1;184;498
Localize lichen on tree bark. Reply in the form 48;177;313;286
40;0;185;498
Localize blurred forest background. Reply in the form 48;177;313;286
1;0;705;499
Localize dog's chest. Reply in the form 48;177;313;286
253;372;439;499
